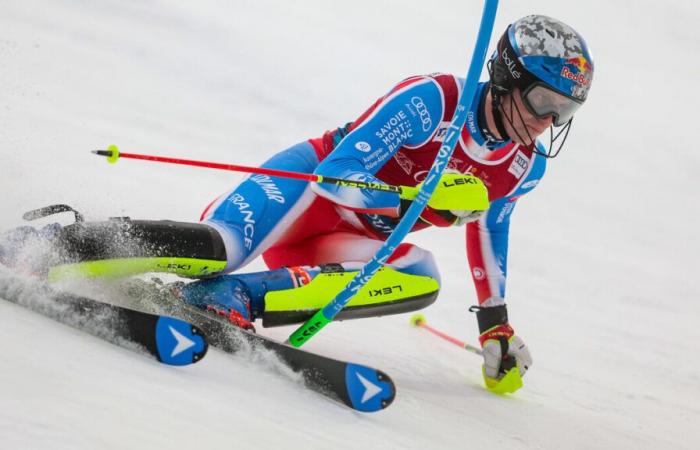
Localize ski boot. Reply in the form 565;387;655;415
174;276;257;331
0;223;62;275
0;204;87;275
170;265;316;331
172;263;440;329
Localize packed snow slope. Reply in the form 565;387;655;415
1;1;698;449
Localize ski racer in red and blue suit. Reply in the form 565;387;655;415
0;15;594;388
197;15;595;384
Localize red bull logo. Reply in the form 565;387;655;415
561;56;592;86
566;56;592;73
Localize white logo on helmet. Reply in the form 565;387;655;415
501;49;521;79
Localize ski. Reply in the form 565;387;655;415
123;279;396;412
2;198;395;410
0;273;208;366
178;303;396;412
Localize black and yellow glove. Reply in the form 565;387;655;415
400;173;489;226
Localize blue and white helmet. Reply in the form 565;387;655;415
489;15;594;127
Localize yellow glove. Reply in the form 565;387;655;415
400;173;489;212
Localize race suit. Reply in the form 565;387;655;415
200;73;547;305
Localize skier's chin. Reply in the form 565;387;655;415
510;133;535;148
509;125;547;147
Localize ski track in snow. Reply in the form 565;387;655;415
1;1;699;449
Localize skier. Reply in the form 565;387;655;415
1;15;593;387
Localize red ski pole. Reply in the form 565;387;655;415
92;145;412;197
92;145;489;210
410;313;482;355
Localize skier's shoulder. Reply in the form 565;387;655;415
371;72;465;134
387;72;462;102
510;141;548;197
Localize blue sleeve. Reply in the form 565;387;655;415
467;152;547;302
311;78;444;215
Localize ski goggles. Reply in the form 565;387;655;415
521;84;583;127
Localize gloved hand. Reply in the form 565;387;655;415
417;205;485;227
471;300;532;387
400;173;489;226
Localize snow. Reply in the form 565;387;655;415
1;0;699;449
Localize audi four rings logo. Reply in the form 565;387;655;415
411;96;432;132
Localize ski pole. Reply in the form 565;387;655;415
287;0;499;347
93;145;419;199
409;314;482;355
93;145;488;211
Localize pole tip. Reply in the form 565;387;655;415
409;313;426;327
92;145;120;164
106;144;120;164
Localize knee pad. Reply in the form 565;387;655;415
261;264;440;327
386;243;441;286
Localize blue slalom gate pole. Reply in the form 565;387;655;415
288;0;500;347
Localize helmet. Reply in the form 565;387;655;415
488;15;594;155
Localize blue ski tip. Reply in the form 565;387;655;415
345;364;395;412
155;316;208;366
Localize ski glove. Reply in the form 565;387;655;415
417;206;485;227
400;173;489;227
471;300;532;380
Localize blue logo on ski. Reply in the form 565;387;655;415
155;316;208;365
345;364;395;412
